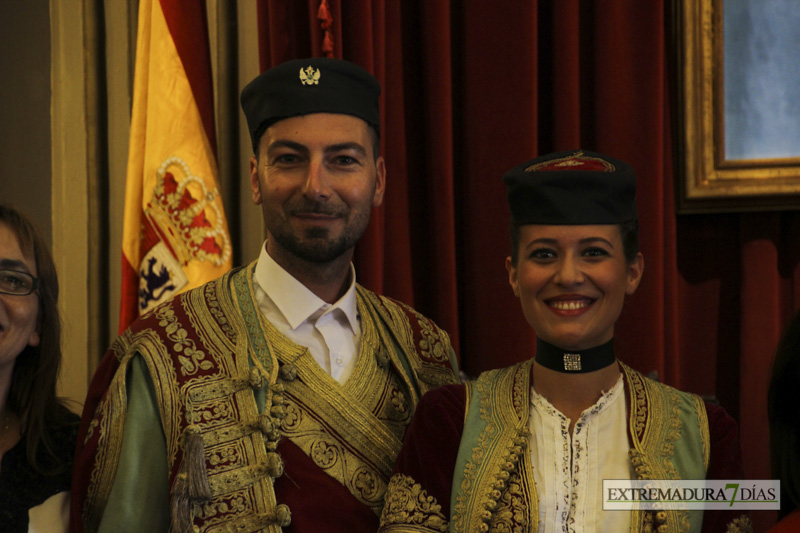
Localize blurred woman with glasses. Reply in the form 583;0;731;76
0;204;79;532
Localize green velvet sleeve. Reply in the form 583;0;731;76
98;355;170;532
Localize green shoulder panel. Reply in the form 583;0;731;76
621;362;709;533
450;359;535;532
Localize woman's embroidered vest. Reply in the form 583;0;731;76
450;360;709;533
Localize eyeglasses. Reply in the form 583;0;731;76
0;269;39;296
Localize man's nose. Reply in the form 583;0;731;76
301;159;332;199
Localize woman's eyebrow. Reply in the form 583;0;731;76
579;237;615;247
0;258;32;273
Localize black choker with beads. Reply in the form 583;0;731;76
535;338;616;373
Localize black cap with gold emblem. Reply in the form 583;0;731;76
240;58;381;152
503;149;637;225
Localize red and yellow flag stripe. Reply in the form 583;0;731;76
119;0;231;332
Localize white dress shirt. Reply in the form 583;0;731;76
529;375;632;533
252;243;361;384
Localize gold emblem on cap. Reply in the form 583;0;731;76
299;66;321;85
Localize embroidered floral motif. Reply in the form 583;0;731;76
490;474;531;531
380;474;448;532
417;317;449;363
156;304;212;375
726;515;753;533
273;404;296;436
390;387;408;414
198;492;249;521
353;467;381;501
311;439;341;469
188;399;233;426
207;444;241;468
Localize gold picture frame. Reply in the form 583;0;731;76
676;0;800;213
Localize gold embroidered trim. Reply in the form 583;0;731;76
379;474;448;532
694;394;710;472
416;315;451;364
726;515;753;533
357;288;458;404
156;304;213;376
277;350;401;514
249;281;426;516
186;268;283;531
621;362;711;533
451;360;534;531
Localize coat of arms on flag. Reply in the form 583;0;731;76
138;156;230;314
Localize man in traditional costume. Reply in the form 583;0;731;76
378;151;751;532
71;58;460;533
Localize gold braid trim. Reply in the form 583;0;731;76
451;360;534;531
379;474;448;532
693;393;711;472
622;362;713;533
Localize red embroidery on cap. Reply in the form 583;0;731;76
525;151;616;173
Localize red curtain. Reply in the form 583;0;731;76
255;2;800;529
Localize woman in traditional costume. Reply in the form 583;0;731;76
378;150;751;533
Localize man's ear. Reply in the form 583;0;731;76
249;156;262;205
373;156;386;208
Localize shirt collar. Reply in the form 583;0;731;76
254;243;359;332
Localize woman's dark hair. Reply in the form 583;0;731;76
0;204;75;473
769;310;800;519
509;218;640;265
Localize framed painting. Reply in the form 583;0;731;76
676;0;800;213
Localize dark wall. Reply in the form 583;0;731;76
0;1;52;244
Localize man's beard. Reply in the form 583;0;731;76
272;225;361;263
267;201;371;263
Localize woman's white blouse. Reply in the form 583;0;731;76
529;375;632;533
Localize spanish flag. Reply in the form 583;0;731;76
119;0;232;333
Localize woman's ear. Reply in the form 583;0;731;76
506;256;520;297
626;252;644;295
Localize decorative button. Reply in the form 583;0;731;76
279;364;297;381
274;504;291;527
375;351;390;368
266;452;284;477
258;415;273;434
249;367;265;389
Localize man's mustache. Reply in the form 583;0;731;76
285;201;345;217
